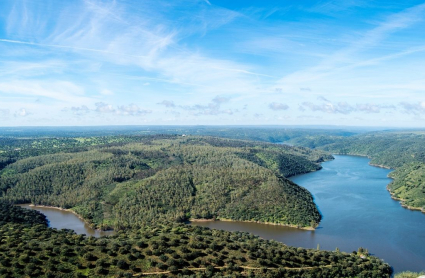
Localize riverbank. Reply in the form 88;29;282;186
189;218;316;231
23;204;113;232
192;155;425;273
330;153;425;214
386;187;425;213
330;153;393;170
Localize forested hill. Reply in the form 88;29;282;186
0;202;393;277
288;131;425;168
0;135;332;230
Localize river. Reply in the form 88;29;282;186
191;155;425;273
19;204;114;238
19;155;425;272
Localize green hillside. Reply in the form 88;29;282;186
388;162;425;211
0;135;332;230
0;202;393;277
289;131;425;168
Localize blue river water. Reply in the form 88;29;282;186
192;155;425;273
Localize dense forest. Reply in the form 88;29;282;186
0;135;332;230
0;202;393;277
0;129;400;277
2;127;425;213
387;162;425;211
287;131;425;168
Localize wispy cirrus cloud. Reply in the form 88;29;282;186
309;0;369;15
1;0;261;97
276;2;425;86
0;80;89;104
2;0;425;126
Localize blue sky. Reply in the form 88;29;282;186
1;0;425;127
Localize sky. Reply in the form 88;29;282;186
1;0;425;127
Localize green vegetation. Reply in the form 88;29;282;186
0;135;332;230
0;202;393;277
6;127;425;214
289;131;425;168
388;162;425;211
0;202;47;226
0;130;400;276
394;271;425;278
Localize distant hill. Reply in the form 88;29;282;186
0;135;332;230
286;130;425;212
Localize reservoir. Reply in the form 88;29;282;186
191;155;425;273
19;204;114;238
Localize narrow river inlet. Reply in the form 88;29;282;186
19;204;114;238
192;155;425;273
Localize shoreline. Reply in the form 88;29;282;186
23;204;113;232
331;153;393;169
333;153;425;214
189;160;325;232
386;186;425;213
189;218;316;231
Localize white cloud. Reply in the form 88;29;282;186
2;1;425;126
95;102;115;113
0;80;89;104
14;108;28;117
269;102;289;111
399;101;425;115
116;104;151;116
178;95;236;116
300;100;396;114
70;105;90;115
157;100;176;108
63;103;152;117
300;101;355;114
